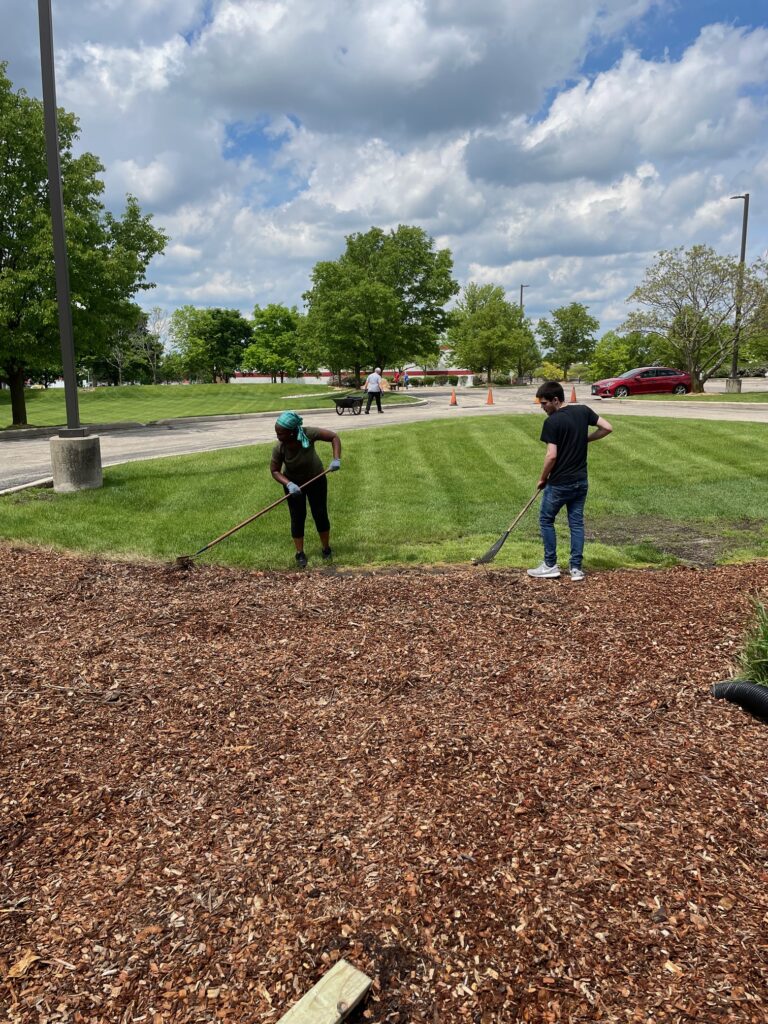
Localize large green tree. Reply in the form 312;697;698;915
0;64;167;424
241;303;315;382
624;245;767;391
448;283;537;382
303;225;458;377
169;306;252;382
536;302;600;378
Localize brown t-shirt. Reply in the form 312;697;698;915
271;426;325;484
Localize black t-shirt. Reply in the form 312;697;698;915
540;404;600;485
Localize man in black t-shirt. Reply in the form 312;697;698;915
527;381;612;581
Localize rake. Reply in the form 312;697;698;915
472;488;541;566
174;468;331;569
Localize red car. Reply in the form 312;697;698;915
590;366;691;398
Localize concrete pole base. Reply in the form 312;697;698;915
50;435;103;492
725;378;742;393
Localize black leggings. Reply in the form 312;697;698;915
285;476;330;538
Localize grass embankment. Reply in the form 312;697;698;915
0;383;415;429
631;390;768;402
2;416;767;570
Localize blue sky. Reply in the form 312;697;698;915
2;0;767;330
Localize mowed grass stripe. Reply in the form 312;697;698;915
1;382;415;429
2;415;768;569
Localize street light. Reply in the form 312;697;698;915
519;284;529;314
727;192;750;394
38;0;102;488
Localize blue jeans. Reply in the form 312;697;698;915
539;479;589;569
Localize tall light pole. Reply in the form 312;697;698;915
727;192;750;394
38;0;102;489
519;284;529;314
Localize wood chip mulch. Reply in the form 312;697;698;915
2;544;768;1024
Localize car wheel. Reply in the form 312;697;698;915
673;384;688;395
614;385;630;398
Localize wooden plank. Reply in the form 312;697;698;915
276;958;372;1024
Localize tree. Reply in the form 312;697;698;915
303;225;458;376
448;283;535;382
241;303;315;382
169;306;252;382
536;303;599;378
0;64;167;424
588;329;658;380
138;306;169;384
624;245;767;392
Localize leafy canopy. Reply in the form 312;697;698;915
169;306;253;383
0;62;167;424
448;282;538;381
303;225;459;374
624;245;767;391
536;302;599;378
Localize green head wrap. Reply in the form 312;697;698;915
276;411;311;448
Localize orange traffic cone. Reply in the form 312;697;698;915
570;385;577;404
449;388;458;406
486;388;494;405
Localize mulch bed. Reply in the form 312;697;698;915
2;544;768;1023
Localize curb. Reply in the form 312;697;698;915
0;477;54;496
0;399;426;440
0;420;145;442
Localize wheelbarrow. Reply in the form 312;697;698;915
332;395;364;415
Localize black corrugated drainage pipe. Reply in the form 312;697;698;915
711;681;768;724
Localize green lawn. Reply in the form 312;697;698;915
630;390;768;402
2;416;768;571
1;383;415;429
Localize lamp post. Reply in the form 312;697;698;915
38;0;102;489
727;193;750;395
519;284;529;314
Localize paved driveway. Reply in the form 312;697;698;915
2;383;768;493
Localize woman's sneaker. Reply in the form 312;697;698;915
295;551;308;568
527;562;561;578
570;567;585;581
322;547;333;560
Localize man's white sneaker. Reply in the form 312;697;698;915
570;567;585;581
527;562;561;579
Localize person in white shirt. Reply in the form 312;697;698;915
364;367;384;414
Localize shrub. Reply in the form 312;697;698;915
535;361;564;381
447;375;458;386
492;373;511;386
433;375;449;385
341;376;361;388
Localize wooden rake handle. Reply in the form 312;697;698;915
192;468;331;558
504;487;541;534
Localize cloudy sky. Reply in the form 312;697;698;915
4;0;767;330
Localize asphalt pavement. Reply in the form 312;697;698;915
2;382;768;493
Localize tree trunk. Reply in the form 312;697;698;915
9;366;27;426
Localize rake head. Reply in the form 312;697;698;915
471;530;510;566
174;555;196;570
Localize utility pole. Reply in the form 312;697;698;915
38;0;102;489
519;284;529;314
727;193;749;394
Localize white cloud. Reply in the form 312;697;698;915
466;24;768;186
1;0;766;330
